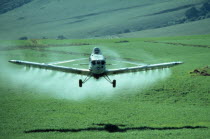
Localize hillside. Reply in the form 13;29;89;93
0;0;210;40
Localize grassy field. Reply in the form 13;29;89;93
0;35;210;138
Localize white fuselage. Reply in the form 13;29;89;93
89;48;106;78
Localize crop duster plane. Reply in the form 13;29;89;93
9;47;183;87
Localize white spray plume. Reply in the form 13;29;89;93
6;66;171;100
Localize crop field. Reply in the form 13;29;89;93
0;35;210;138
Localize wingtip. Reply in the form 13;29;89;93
8;60;14;63
176;61;184;65
8;60;19;63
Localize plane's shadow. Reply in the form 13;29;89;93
24;123;207;133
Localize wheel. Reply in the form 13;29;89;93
79;79;83;87
113;80;116;88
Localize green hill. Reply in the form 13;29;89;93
0;0;210;40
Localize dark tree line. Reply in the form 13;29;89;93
0;0;33;14
185;2;210;19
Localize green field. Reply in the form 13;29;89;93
0;35;210;138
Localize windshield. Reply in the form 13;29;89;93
93;48;100;54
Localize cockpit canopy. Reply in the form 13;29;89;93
93;47;101;54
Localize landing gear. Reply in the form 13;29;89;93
79;74;116;88
113;80;116;88
79;75;92;87
104;74;116;88
79;79;83;87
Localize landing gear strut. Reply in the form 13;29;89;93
79;75;92;87
104;75;116;88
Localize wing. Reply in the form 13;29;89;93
109;59;146;66
47;58;88;65
9;60;90;76
106;61;183;75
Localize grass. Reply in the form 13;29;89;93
0;35;210;138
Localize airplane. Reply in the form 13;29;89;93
9;47;183;88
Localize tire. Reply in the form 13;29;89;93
113;80;116;88
79;79;83;87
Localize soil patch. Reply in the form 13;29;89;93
190;66;210;76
